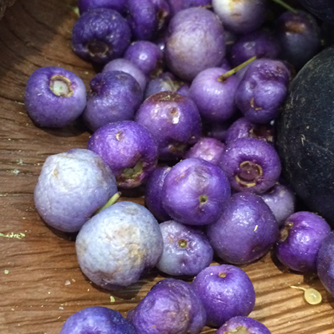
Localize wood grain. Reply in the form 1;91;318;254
0;1;333;333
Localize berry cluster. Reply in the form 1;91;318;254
24;0;334;333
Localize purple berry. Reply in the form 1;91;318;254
225;117;275;144
72;8;131;64
126;0;170;41
216;316;271;334
189;67;239;123
144;72;183;99
212;0;267;34
219;138;281;194
124;41;163;76
78;0;127;14
127;278;206;334
156;220;214;276
165;7;225;81
275;10;321;70
76;201;163;289
276;211;331;273
192;264;255;328
204;121;231;142
162;158;231;226
24;67;86;128
83;71;143;132
145;166;172;222
259;182;295;226
34;149;117;233
135;91;202;161
207;193;279;264
235;59;290;124
229;30;281;67
317;232;334;297
60;306;136;334
103;58;147;92
185;137;225;166
87;121;158;188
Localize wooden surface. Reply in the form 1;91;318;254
0;1;333;333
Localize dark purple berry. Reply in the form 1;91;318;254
207;192;279;264
87;121;158;188
124;41;163;76
162;158;231;226
276;211;331;273
275;10;321;70
127;278;206;334
83;71;143;132
135;91;202;161
60;306;136;334
144;72;183;99
229;30;281;67
219;138;281;194
24;67;86;128
192;264;255;328
145;166;172;222
225;117;275;144
72;8;131;64
127;0;171;41
185;137;225;166
235;59;290;124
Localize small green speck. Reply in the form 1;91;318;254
110;296;115;303
0;232;25;239
4;270;9;275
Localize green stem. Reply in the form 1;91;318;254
96;192;121;214
217;56;257;83
270;0;297;14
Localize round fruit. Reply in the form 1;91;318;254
276;46;334;228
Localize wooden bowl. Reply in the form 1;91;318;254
0;0;15;19
0;1;333;333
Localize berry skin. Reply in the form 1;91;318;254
76;202;163;290
34;149;118;233
72;8;131;64
207;192;279;265
156;220;214;276
127;278;206;334
192;264;256;328
87;121;158;189
60;306;136;334
24;66;86;128
83;71;143;132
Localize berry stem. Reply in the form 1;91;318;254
96;192;122;214
217;56;257;82
270;0;297;14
